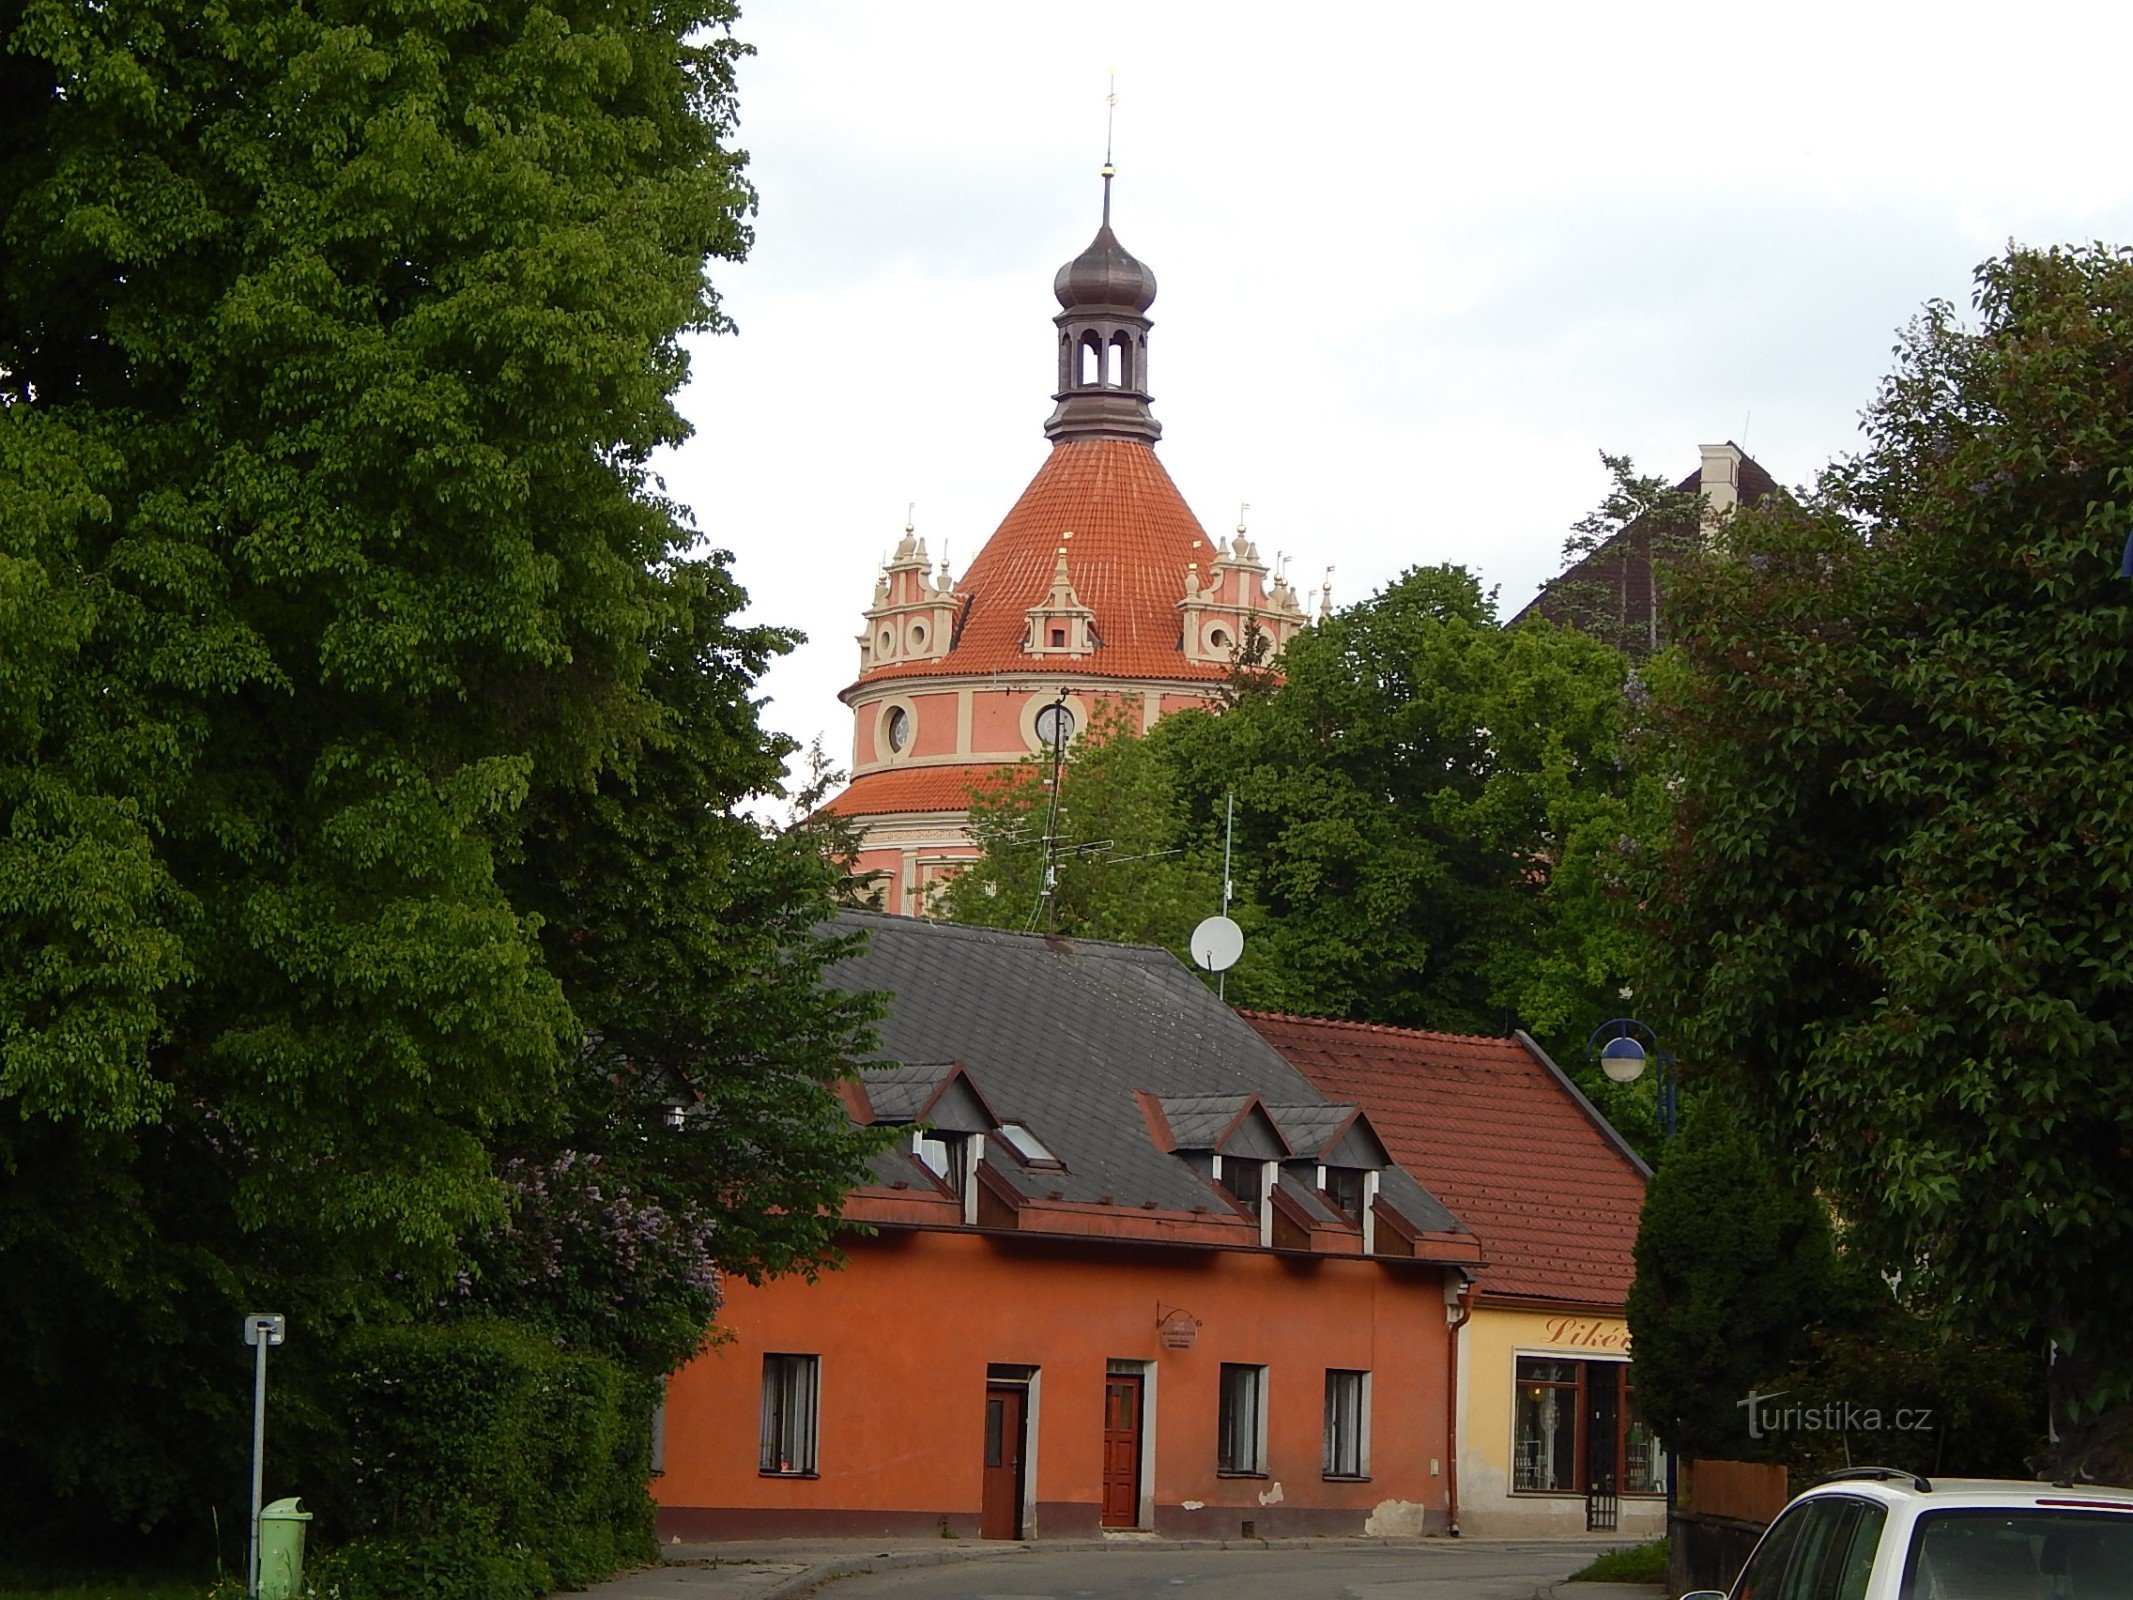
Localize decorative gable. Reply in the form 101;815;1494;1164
1023;544;1097;657
857;524;961;674
1177;530;1310;666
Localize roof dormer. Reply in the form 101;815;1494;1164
1024;544;1097;658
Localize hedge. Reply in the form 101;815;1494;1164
309;1320;657;1600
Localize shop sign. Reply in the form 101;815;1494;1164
1539;1315;1630;1352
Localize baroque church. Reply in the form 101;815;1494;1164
820;169;1312;915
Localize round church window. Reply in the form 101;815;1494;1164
885;706;912;753
1034;703;1075;750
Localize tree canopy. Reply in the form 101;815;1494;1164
0;0;882;1541
943;565;1644;1067
1638;243;2133;1478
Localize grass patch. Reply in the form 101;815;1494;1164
1568;1538;1667;1583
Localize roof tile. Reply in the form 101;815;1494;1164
1241;1011;1647;1306
855;438;1233;686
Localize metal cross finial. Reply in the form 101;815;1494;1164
905;501;915;533
1236;502;1250;536
1101;71;1118;225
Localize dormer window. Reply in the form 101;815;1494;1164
913;1129;984;1224
914;1129;971;1190
1323;1166;1365;1222
1212;1152;1268;1216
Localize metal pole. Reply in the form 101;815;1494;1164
243;1313;284;1599
1218;792;1235;1000
249;1331;267;1596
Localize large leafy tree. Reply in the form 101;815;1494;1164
0;0;881;1539
1165;565;1638;1043
1641;244;2133;1479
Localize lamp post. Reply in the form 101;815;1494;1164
1586;1017;1676;1547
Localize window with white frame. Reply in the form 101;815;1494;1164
913;1129;973;1192
759;1353;819;1475
1323;1368;1370;1479
1217;1364;1267;1475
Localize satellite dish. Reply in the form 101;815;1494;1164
1190;915;1245;973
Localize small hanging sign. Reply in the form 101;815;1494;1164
1156;1304;1201;1349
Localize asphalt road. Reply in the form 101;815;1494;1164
792;1541;1624;1600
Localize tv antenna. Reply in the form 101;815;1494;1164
1189;792;1243;998
1025;691;1077;931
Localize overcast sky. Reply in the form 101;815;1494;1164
654;1;2133;788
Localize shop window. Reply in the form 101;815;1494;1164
1623;1380;1665;1494
1513;1356;1657;1495
1217;1364;1267;1475
1513;1357;1579;1491
1323;1368;1370;1479
759;1353;819;1476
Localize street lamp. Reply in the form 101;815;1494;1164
1586;1017;1675;1138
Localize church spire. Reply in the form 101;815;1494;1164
1044;167;1161;445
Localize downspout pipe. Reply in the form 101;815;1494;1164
1444;1270;1473;1536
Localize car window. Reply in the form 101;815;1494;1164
1736;1497;1887;1600
1901;1508;2133;1600
1735;1501;1812;1600
1826;1501;1887;1600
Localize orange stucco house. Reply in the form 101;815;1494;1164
652;915;1483;1540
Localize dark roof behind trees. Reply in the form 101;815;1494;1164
1513;448;1782;657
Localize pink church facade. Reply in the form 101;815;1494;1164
823;173;1313;915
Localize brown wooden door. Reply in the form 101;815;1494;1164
981;1385;1026;1540
1101;1373;1143;1528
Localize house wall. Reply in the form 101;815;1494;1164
1455;1305;1665;1538
657;1227;1459;1541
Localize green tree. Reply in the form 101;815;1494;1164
935;702;1231;965
0;0;882;1543
1172;565;1637;1042
1629;1104;2038;1475
1626;1107;1837;1461
1640;243;2133;1479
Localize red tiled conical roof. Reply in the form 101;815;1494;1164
855;438;1230;686
818;764;1018;818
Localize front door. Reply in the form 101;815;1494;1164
1101;1373;1143;1528
981;1384;1026;1540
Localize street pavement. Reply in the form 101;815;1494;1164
569;1537;1663;1600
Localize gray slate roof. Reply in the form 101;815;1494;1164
826;912;1464;1238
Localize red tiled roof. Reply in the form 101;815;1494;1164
818;764;1020;818
858;438;1232;685
1241;1013;1647;1307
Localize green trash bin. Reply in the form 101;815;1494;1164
258;1496;312;1600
